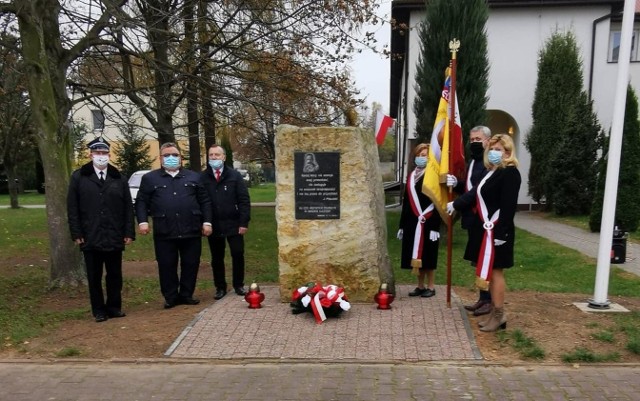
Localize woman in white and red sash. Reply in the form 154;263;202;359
397;143;442;298
448;134;520;332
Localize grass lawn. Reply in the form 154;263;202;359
2;206;640;360
2;207;639;295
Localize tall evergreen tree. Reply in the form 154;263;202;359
413;0;489;144
548;92;600;215
590;85;640;232
526;31;585;209
113;122;153;178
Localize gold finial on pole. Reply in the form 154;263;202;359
449;38;460;59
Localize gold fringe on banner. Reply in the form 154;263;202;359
411;259;421;276
475;277;490;291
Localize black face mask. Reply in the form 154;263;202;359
470;142;484;159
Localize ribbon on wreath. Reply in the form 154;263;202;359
291;283;351;324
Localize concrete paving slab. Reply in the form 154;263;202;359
167;285;482;362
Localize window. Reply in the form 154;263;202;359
91;109;105;131
608;30;639;62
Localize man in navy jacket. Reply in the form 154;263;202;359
135;142;212;309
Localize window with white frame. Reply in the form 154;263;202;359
608;30;639;62
91;109;105;131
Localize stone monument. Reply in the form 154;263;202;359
275;125;394;302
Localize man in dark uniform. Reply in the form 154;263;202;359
201;144;251;300
448;125;492;316
135;142;213;309
67;137;135;322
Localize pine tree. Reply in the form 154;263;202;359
590;85;640;232
113;123;153;178
549;92;600;215
413;0;489;144
526;31;585;209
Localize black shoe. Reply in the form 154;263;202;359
234;287;246;296
421;288;436;298
408;287;427;297
164;300;177;309
214;289;227;300
179;297;200;305
107;310;126;318
95;313;108;323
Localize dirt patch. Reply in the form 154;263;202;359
2;262;639;363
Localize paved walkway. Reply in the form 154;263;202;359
1;361;639;400
1;209;639;400
515;211;640;277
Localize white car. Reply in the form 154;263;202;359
128;170;151;203
237;169;250;182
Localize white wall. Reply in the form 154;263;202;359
402;5;640;206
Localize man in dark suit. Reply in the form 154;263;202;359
201;144;251;300
135;142;213;309
67;137;135;322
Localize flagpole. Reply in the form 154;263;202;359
446;39;460;308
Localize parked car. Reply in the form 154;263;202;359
237;169;250;182
128;170;151;203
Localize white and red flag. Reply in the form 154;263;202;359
375;110;394;145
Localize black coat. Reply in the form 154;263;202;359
201;165;251;237
67;162;135;251
135;168;212;239
399;170;442;270
453;166;521;268
453;157;488;262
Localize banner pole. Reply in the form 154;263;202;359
446;39;460;308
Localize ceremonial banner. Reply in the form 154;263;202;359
422;68;464;220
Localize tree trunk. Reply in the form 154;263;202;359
6;167;20;209
16;0;85;287
184;0;201;171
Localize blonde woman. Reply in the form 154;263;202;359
448;134;521;331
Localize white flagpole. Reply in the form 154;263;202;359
589;0;635;309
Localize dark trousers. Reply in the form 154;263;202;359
82;250;123;317
208;234;245;290
153;237;202;302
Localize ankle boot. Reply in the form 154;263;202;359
479;307;507;332
477;306;495;328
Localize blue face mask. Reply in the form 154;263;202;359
488;150;503;165
414;156;427;168
163;156;180;169
209;159;224;170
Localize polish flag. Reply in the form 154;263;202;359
375;110;394;145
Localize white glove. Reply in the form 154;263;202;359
446;201;455;215
396;229;403;240
494;239;506;246
446;174;458;187
429;230;440;241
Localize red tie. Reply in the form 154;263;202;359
215;170;221;182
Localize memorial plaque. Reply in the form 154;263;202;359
294;151;340;219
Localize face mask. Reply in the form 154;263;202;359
488;150;503;165
92;155;109;168
470;142;484;159
414;156;427;168
163;156;180;169
209;159;224;170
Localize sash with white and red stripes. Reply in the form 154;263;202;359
475;170;499;290
466;159;475;191
407;170;435;272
